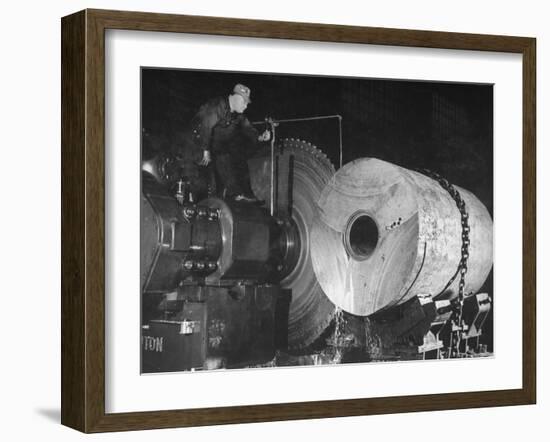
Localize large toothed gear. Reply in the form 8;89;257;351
248;138;337;351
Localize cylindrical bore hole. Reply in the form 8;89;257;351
345;214;379;260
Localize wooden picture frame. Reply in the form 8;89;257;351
61;8;536;433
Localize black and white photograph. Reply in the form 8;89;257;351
1;0;545;437
140;68;494;374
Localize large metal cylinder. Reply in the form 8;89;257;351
310;158;493;316
201;198;291;284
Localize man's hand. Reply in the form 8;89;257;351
199;150;211;166
258;130;271;142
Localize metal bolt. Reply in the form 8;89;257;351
207;262;217;270
183;260;194;270
195;261;205;270
183;206;197;219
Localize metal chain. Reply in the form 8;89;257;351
416;169;470;357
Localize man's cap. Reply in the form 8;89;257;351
232;83;252;103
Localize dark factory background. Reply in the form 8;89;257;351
141;67;494;352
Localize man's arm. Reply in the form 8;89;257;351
195;101;221;151
194;99;224;165
240;117;271;145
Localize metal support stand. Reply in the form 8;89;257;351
253;114;344;168
266;117;279;216
254;114;344;216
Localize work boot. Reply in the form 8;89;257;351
234;194;264;205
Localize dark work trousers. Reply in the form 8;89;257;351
214;152;253;197
211;122;257;197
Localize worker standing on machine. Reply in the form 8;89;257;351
189;83;271;204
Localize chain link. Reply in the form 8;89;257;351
416;168;471;357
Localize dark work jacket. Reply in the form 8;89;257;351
190;96;259;156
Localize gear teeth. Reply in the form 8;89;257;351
279;138;335;174
273;137;336;350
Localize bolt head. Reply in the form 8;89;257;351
183;260;194;270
